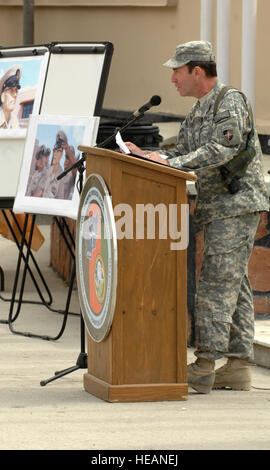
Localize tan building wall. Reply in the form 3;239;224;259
0;0;269;128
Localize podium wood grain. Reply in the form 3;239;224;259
78;147;196;402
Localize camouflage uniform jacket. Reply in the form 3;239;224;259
164;81;269;226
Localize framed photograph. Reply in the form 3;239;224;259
13;114;100;219
0;52;49;139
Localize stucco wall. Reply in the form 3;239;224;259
0;0;269;126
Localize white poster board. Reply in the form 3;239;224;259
13;114;99;219
41;43;110;116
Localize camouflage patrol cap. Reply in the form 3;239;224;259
163;40;215;69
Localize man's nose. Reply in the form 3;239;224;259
11;88;18;97
171;71;177;83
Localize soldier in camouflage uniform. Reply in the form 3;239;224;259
124;41;269;394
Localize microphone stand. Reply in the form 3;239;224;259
40;111;145;387
56;111;146;182
40;158;87;386
97;111;145;149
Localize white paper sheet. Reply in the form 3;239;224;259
115;131;130;154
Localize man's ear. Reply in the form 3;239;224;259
193;65;204;78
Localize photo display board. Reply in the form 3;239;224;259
0;41;113;202
13;114;100;219
0;45;49;199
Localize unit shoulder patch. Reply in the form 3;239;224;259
216;117;242;147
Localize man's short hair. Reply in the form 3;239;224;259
186;61;217;78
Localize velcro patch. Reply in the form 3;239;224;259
217;117;242;146
214;110;231;123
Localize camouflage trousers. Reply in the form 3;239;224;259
194;212;260;361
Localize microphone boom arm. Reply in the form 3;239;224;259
57;111;145;181
97;111;145;149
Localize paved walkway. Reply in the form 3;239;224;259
0;224;269;451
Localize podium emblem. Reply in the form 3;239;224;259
76;173;117;342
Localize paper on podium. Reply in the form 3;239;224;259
116;131;130;154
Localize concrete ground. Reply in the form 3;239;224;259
0;224;270;451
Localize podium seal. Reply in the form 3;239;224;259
76;173;117;342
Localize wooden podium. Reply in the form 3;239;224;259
78;146;197;402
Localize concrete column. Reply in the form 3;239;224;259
23;0;34;45
200;0;214;43
242;0;257;111
216;0;231;84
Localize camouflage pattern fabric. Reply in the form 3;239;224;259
163;81;269;225
194;212;260;361
163;40;215;69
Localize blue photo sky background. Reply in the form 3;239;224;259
0;57;43;89
35;123;85;169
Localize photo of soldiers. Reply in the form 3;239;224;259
25;129;79;201
13;114;99;219
42;130;78;200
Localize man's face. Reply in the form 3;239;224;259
171;65;196;97
1;86;18;112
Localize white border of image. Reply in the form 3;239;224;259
13;114;100;219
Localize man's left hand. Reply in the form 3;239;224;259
147;152;169;165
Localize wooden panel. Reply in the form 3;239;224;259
116;168;179;384
50;217;75;285
176;180;188;383
84;373;188;402
85;155;112;185
87;333;113;383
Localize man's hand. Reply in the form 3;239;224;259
122;142;169;165
122;142;145;156
146;152;170;166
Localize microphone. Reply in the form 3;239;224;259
133;95;161;117
96;95;161;150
